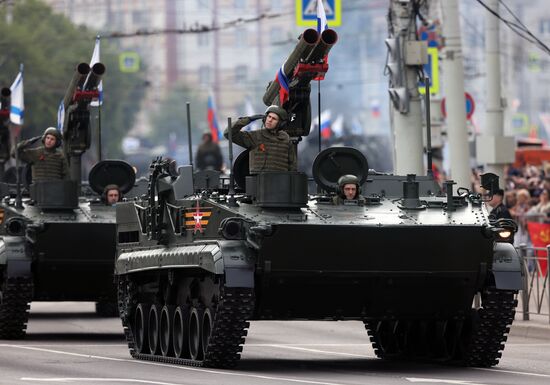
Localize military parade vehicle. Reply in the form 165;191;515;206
114;28;521;368
0;62;136;339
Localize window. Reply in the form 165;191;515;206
235;0;247;9
198;33;210;46
235;65;248;83
541;98;550;113
540;19;550;35
199;65;211;86
235;27;247;47
197;0;210;9
270;0;282;12
132;10;148;28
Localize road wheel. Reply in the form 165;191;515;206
148;304;160;354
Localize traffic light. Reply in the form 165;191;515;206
385;37;409;113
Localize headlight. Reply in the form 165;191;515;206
497;229;512;239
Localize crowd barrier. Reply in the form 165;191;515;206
516;244;550;324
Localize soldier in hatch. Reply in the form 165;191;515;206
224;105;296;174
333;174;365;205
104;184;121;206
13;127;68;182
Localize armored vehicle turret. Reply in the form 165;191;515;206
114;29;521;368
0;62;136;338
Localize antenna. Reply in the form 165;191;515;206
424;76;433;177
226;117;237;207
186;102;193;167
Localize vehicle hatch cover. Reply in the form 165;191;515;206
233;150;250;189
312;147;369;192
88;160;136;194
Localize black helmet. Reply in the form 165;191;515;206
264;105;288;129
337;174;360;198
42;127;62;148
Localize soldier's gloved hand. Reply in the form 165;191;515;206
248;114;265;122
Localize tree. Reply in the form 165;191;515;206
148;84;208;153
0;0;145;158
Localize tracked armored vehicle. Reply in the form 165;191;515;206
0;62;136;338
115;28;521;368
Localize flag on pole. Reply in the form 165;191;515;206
57;99;65;131
207;93;221;142
320;109;332;139
332;114;344;138
9;66;24;125
89;36;103;106
351;117;364;136
314;0;329;80
316;0;328;33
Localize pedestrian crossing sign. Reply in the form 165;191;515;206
419;47;439;95
296;0;341;28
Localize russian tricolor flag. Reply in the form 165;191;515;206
89;36;103;106
317;0;328;33
320;109;331;139
275;63;290;105
207;93;221;142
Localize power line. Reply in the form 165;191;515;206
104;11;293;39
475;0;550;56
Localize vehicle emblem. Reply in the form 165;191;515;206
184;200;212;234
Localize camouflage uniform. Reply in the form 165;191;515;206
224;117;297;174
14;133;68;181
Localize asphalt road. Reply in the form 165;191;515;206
0;302;549;385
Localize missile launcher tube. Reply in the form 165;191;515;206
305;29;339;63
62;63;90;109
83;62;106;91
262;29;319;106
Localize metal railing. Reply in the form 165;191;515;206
517;244;550;324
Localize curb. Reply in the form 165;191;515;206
510;321;550;340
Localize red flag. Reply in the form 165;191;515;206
526;221;550;276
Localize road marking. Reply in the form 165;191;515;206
474;367;550;378
255;344;376;358
4;345;348;385
406;379;486;385
246;343;372;346
22;378;179;384
11;344;124;347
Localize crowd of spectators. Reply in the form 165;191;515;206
498;163;550;247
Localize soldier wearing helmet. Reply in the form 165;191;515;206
224;105;297;174
12;127;68;181
333;174;365;205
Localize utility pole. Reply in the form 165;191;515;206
476;0;515;184
387;0;426;176
6;0;13;24
213;0;221;112
440;0;471;189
